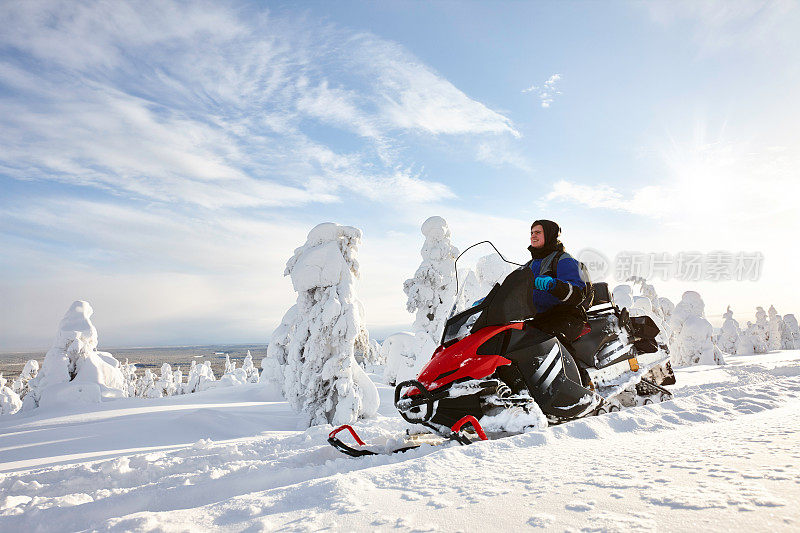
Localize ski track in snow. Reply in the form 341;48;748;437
1;353;800;532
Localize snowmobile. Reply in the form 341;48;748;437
329;245;675;458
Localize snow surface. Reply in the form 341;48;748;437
2;351;800;531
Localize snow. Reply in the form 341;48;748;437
1;351;800;531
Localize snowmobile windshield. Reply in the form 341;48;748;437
441;266;537;345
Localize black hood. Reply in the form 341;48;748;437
529;219;563;260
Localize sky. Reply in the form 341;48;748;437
1;0;799;351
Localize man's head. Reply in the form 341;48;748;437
530;219;561;249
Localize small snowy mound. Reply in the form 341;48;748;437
0;374;22;415
382;331;438;386
612;285;633;310
263;222;379;426
24;301;125;410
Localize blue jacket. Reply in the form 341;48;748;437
529;252;586;314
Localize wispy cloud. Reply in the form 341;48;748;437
0;1;519;211
522;73;562;108
644;0;800;57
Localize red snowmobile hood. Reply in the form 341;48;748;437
414;322;523;391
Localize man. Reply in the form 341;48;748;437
528;219;591;342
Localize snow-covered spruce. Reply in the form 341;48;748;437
10;359;39;399
403;216;459;340
783;314;800;349
262;222;379;426
768;306;785;351
386;217;459;386
669;291;725;367
184;360;216;393
242;350;259;383
23;301;126;410
717;306;742;355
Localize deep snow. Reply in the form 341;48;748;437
2;352;800;532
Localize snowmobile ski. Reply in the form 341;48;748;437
328;415;488;458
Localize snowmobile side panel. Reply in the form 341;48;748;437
503;333;599;420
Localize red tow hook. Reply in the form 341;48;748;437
451;415;488;441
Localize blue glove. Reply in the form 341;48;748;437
534;276;556;291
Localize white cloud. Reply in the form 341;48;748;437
522;73;562;108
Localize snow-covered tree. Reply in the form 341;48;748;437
783;314;800;349
156;363;178;396
612;284;633;310
173;366;184;393
768;305;785;351
658;297;675;324
219;356;248;387
262;222;379;426
1;374;22;416
717;306;741;354
752;307;770;352
242;351;259;383
184;360;216;393
139;369;161;398
11;359;39;400
24;301;125;410
121;359;138;397
669;291;725;367
403;216;459;340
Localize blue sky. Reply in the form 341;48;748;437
1;0;799;350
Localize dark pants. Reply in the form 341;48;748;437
530;307;585;342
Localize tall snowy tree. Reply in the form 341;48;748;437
751;307;770;352
391;216;460;386
242;350;259;383
783;314;800;349
717;306;741;354
11;359;39;400
403;216;459;340
768;305;785;351
263;222;379;426
669;291;725;367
